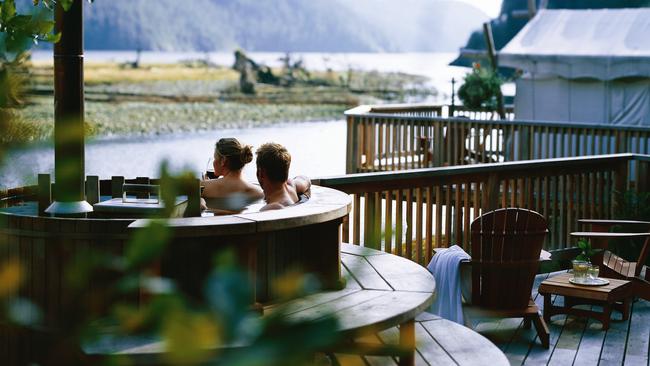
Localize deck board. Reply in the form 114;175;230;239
334;271;649;365
624;300;650;365
473;272;650;365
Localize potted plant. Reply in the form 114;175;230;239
457;62;503;112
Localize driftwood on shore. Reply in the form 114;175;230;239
233;50;313;93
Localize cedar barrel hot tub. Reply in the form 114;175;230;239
0;176;351;321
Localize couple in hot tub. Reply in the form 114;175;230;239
201;138;311;213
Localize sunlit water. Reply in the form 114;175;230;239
1;120;346;189
3;52;477;189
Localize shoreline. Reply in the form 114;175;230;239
7;60;434;144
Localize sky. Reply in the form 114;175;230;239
457;0;503;18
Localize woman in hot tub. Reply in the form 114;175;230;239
201;138;264;213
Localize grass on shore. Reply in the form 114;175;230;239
8;61;432;143
15;96;347;141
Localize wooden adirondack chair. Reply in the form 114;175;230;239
463;208;550;348
573;219;650;301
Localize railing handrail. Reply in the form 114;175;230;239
316;153;647;188
316;152;649;262
345;105;650;133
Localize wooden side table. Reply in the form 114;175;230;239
538;273;632;330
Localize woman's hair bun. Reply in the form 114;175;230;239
241;144;253;164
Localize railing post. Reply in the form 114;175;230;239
484;173;501;211
613;159;629;216
638;160;649;193
520;126;531;160
434;121;443;167
346;115;359;174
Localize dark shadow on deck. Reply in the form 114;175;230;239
471;272;650;365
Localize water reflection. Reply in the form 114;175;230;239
0;120;346;189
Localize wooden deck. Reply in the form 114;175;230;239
471;272;650;365
333;311;508;366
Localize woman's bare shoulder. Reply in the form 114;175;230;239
202;178;230;198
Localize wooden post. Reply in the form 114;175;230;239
45;0;92;216
135;176;150;198
637;160;649;193
184;178;201;217
482;22;506;120
37;174;51;216
111;176;125;198
613;160;629;217
485;173;501;211
346;116;360;174
85;175;100;205
399;319;415;366
450;77;456;116
527;0;537;18
520;127;531;160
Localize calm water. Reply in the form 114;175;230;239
3;52;472;189
1;120;347;189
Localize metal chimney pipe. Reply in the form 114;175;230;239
45;0;92;216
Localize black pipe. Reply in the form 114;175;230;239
45;0;92;216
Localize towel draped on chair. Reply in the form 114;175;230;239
426;245;470;324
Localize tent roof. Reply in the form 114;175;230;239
498;8;650;80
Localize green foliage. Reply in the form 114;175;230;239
0;0;59;63
611;189;650;265
457;63;503;111
0;0;62;159
614;190;650;221
575;238;598;262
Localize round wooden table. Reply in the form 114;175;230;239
264;243;436;365
85;244;510;365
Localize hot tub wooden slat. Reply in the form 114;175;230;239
130;215;257;237
235;203;350;232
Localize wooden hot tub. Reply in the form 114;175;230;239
129;185;351;302
0;178;351;309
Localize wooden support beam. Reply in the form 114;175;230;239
527;0;537;18
482;22;506;120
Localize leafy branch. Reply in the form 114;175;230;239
575;238;598;262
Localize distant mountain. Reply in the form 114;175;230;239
76;0;488;52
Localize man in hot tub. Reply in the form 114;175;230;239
255;142;311;211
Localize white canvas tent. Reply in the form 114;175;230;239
498;8;650;126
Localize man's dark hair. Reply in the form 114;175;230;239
256;143;290;183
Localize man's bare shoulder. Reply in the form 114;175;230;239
245;183;264;199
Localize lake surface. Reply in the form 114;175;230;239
1;120;347;189
3;52;475;189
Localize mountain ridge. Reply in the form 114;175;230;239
77;0;488;52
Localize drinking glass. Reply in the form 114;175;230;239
572;260;589;281
205;157;216;180
588;265;599;280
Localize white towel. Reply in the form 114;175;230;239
426;245;470;324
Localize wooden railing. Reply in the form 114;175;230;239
315;154;650;266
345;105;650;174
